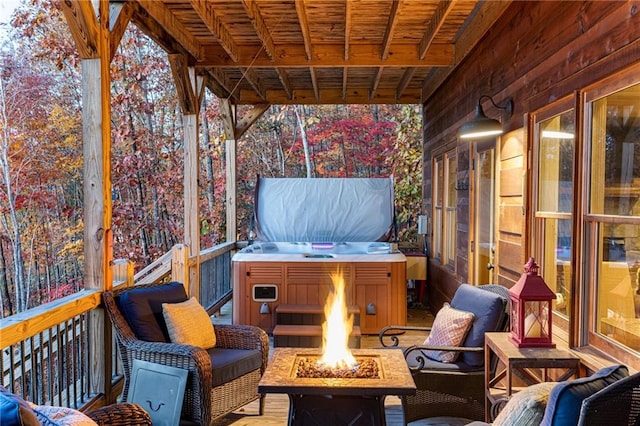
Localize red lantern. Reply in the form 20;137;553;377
508;257;556;348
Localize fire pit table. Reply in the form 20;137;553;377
258;347;416;425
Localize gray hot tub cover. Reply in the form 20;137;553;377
252;177;395;242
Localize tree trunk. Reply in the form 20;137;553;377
294;105;313;178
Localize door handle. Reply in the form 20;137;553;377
487;263;495;270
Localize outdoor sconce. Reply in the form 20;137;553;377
508;257;557;348
459;95;514;139
260;302;270;315
366;303;377;315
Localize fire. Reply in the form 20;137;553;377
319;270;356;369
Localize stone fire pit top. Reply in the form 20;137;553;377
258;348;416;396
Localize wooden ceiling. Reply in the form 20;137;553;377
125;0;512;105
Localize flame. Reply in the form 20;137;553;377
319;270;356;369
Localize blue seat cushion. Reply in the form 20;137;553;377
207;348;263;387
116;282;188;342
450;284;506;367
541;364;629;426
0;386;39;426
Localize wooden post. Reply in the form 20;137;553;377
169;56;204;298
171;244;190;293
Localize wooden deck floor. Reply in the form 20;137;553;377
210;303;471;426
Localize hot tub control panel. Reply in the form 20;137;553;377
253;284;278;302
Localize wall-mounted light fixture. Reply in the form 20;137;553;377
459;95;514;139
259;302;270;314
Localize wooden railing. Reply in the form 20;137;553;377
0;241;238;408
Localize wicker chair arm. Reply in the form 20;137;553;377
403;344;484;370
378;325;433;347
214;323;270;372
86;402;152;426
214;323;268;351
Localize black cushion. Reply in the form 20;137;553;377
117;282;188;342
206;348;263;387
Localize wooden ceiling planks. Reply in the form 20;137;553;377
123;0;505;105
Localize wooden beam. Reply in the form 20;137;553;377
238;87;421;105
344;0;352;61
295;0;313;61
201;43;453;67
422;0;512;101
136;0;204;60
381;0;401;60
190;0;239;62
370;67;384;100
276;68;294;100
59;0;99;58
241;68;267;100
397;67;416;99
129;2;192;59
342;68;348;101
241;0;276;60
202;68;237;101
418;0;456;60
168;53;197;114
309;67;319;101
235;103;270;139
108;1;133;61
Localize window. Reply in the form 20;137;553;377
586;81;640;354
432;151;457;267
534;109;575;322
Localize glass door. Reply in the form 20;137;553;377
472;140;496;284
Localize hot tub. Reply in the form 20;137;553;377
232;177;407;334
234;241;398;259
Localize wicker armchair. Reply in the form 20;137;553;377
578;371;640;425
379;284;510;424
103;282;269;425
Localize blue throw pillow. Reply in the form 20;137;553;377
450;284;507;367
541;364;629;426
117;282;188;342
0;386;40;426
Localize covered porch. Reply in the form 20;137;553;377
2;0;640;424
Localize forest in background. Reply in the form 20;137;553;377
0;0;423;318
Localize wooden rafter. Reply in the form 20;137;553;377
370;67;384;100
276;68;294;100
418;0;456;60
202;68;237;101
190;0;238;62
241;68;267;100
381;0;401;60
201;44;453;67
237;87;421;105
241;0;276;60
129;2;191;58
295;0;313;61
342;68;348;101
422;0;512;101
309;67;319;101
59;0;99;58
344;0;352;61
136;0;203;60
397;67;416;99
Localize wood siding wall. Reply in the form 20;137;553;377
423;1;640;312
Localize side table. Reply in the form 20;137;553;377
484;332;581;422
